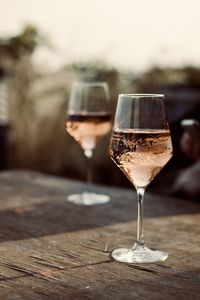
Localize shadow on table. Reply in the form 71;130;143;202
0;183;199;242
0;171;199;242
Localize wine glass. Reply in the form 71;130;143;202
109;94;173;263
66;81;112;205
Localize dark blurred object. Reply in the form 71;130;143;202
170;119;200;200
170;160;200;200
180;119;200;161
0;67;10;170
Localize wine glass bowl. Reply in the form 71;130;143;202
65;81;111;205
66;111;111;159
109;94;173;263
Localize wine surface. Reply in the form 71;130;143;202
110;129;173;188
66;112;111;150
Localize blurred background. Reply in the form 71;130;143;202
0;0;200;197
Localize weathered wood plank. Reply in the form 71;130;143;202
0;171;199;299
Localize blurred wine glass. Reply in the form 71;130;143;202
110;94;173;263
66;81;111;205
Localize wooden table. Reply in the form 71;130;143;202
0;171;199;300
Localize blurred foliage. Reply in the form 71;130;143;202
0;25;47;60
0;25;50;169
134;66;200;92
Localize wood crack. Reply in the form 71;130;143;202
128;265;158;274
0;274;32;282
30;256;65;270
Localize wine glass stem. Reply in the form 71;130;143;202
84;150;93;192
136;188;145;246
87;157;92;187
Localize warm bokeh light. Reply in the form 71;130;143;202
0;0;200;70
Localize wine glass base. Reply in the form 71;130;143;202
112;244;168;264
67;192;110;205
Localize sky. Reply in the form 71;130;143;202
0;0;200;71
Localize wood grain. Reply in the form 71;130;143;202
0;171;199;300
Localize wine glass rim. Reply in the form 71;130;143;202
119;93;164;98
